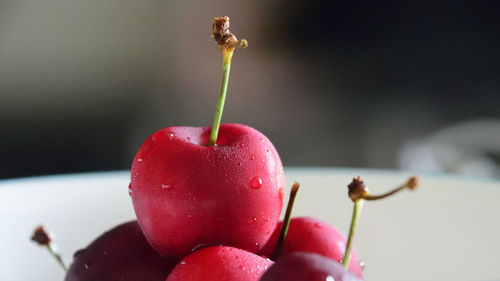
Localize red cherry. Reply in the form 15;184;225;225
64;221;178;281
130;123;285;257
166;245;273;281
260;216;363;278
259;252;362;281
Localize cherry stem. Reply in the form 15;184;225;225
46;244;68;271
341;199;363;268
271;182;300;260
207;16;247;146
341;176;419;269
363;176;418;201
31;225;68;272
207;50;233;146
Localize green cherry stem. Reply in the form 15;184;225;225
207;50;233;146
272;182;300;260
207;16;247;146
363;176;418;201
341;199;363;268
31;225;68;272
47;243;67;271
341;176;419;269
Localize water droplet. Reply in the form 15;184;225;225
250;177;263;189
180;261;187;265
136;158;143;162
250;155;255;160
248;217;257;223
169;133;174;139
326;276;335;281
278;187;284;200
84;263;91;270
266;149;270;154
161;184;171;190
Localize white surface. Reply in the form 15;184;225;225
1;168;499;281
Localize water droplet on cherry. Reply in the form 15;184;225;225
161;184;171;190
326;276;335;281
250;177;263;189
278;187;284;200
250;155;255;160
136;158;143;162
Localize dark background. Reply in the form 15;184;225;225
1;1;499;179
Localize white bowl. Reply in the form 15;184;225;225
1;168;499;281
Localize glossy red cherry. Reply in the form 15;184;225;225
64;221;178;281
166;245;273;281
260;216;363;278
259;252;362;281
130;123;285;257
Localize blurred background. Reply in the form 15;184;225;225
1;0;500;179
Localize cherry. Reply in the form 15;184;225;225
259;252;362;281
130;16;284;257
260;216;363;278
64;221;178;281
166;245;273;281
131;124;284;257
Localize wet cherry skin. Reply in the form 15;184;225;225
130;123;285;257
259;252;363;281
64;221;178;281
260;216;363;278
166;245;274;281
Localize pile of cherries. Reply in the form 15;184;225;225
32;16;417;281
